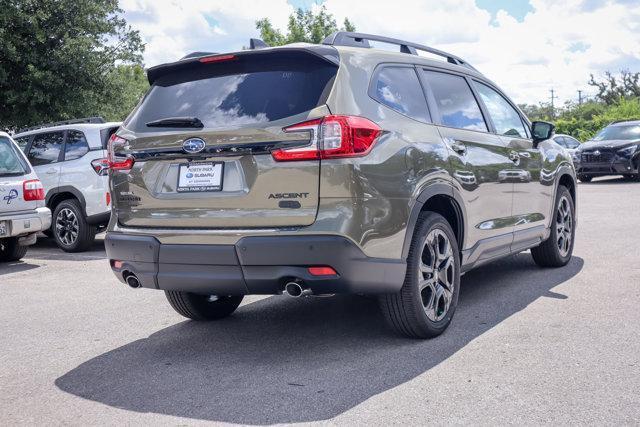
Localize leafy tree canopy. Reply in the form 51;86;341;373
589;70;640;105
0;0;145;130
256;6;356;46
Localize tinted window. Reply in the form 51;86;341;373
554;136;566;147
28;132;63;166
65;130;90;160
473;82;527;138
373;67;429;122
564;136;580;148
422;70;487;131
592;124;640;141
14;136;30;151
126;54;337;133
0;137;27;176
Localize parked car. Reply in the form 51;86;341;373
0;132;51;261
105;32;577;338
574;120;640;182
13;118;120;251
553;133;581;161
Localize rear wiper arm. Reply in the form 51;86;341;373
145;117;204;128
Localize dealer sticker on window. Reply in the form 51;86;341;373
177;162;224;193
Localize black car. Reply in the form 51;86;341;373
575;120;640;182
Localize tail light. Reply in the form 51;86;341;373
272;115;382;161
23;179;45;201
106;192;111;206
107;134;134;171
91;158;110;175
308;266;338;276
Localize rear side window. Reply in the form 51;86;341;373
65;130;90;160
372;67;429;122
473;81;527;138
14;136;30;151
0;137;28;176
126;54;338;133
28;132;63;166
421;70;487;132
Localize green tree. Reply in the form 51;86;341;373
0;0;145;129
589;70;640;105
256;6;356;46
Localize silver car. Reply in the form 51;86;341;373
0;132;51;261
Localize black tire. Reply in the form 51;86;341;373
577;175;592;183
379;212;461;339
165;291;243;320
52;199;96;253
624;173;640;182
0;237;28;262
531;186;575;268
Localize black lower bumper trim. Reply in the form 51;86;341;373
105;233;406;295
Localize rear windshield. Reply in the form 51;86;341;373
593;124;640;141
0;137;28;177
125;53;337;133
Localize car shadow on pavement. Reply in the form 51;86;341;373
55;253;584;424
0;261;39;276
23;236;106;261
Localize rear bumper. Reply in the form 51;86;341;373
105;233;406;295
0;207;51;240
576;157;638;176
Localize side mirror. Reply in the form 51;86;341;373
531;121;555;145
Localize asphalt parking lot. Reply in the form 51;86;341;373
1;176;639;425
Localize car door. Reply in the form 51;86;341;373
26;131;64;196
420;69;515;260
471;80;547;250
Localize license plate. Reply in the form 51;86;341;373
177;162;224;193
0;221;7;237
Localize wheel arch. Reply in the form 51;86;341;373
401;183;466;260
46;186;87;217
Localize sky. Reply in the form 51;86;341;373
119;0;640;106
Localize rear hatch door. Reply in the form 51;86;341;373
112;48;338;229
0;136;33;215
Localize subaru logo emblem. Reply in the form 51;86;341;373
593;150;601;156
182;138;206;154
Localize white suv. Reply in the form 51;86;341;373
13;117;120;252
0;132;51;261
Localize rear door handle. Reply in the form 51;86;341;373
45;168;57;174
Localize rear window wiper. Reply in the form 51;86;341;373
145;117;204;128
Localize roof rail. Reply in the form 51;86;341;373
322;31;476;71
17;117;105;134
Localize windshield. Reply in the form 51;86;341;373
0;137;28;177
592;124;640;141
125;53;337;133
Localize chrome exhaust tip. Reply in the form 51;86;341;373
283;281;312;297
124;272;141;289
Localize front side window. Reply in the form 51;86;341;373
421;70;487;132
28;132;63;166
564;136;580;149
554;136;567;147
65;130;90;161
0;137;28;176
473;81;528;138
373;67;429;122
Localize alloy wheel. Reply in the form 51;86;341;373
418;229;456;322
55;208;79;246
556;195;573;257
